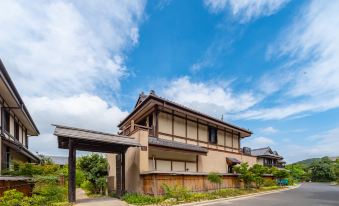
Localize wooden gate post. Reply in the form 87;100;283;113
116;153;122;198
122;151;126;194
68;139;76;203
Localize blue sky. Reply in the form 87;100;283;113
1;0;339;163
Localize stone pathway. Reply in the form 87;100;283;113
75;188;128;206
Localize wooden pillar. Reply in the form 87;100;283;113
68;139;76;203
122;151;126;194
155;105;159;137
116;153;122;198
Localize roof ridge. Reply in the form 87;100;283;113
127;92;251;134
52;124;135;139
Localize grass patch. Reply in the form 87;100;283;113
122;193;164;205
122;186;285;205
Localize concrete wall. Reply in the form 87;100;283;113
157;111;241;151
257;157;264;165
107;129;149;193
199;150;257;173
149;147;197;173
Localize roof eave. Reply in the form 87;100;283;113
0;59;40;135
118;94;252;135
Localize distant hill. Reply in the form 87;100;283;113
294;156;338;166
295;158;321;166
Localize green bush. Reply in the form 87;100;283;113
33;184;67;203
162;184;190;201
234;163;254;189
0;189;28;206
122;193;163;205
0;189;51;206
250;164;268;189
77;154;108;194
2;161;61;177
81;180;96;194
263;179;277;187
76;169;86;187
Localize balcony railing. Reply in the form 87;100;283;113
1;128;28;148
264;163;285;168
119;124;155;137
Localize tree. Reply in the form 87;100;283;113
234;163;253;189
249;164;268;188
309;157;336;182
78;154;108;194
335;159;339;183
273;169;289;186
285;164;306;182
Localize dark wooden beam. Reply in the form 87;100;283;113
122;151;126;194
116;153;122;198
155;105;159;137
68;139;76;203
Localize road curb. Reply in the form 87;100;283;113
177;184;301;206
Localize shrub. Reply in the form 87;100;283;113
263;179;277;187
77;154;108;194
234;163;254;189
81;180;96;194
0;189;28;206
162;184;190;201
0;189;49;206
122;193;163;205
33;184;67;203
250;164;268;189
2;162;60;177
76;169;86;187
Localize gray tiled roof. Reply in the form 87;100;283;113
46;155;68;165
149;137;208;153
226;157;241;164
53;124;141;147
251;147;283;159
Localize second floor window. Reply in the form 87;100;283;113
14;122;19;141
3;109;10;133
208;126;217;144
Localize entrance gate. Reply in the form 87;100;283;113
53;125;140;203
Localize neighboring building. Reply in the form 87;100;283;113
0;59;40;171
251;147;286;168
45;155;68;166
107;91;257;193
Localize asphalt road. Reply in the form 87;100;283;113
204;183;339;206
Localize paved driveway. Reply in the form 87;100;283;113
75;188;127;206
202;183;339;206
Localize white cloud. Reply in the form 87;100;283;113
284;127;339;163
161;76;260;118
243;136;275;149
235;1;339;120
0;0;145;96
0;0;146;155
261;126;277;134
27;94;128;155
204;0;289;22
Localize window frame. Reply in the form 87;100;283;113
3;109;10;133
208;126;218;144
14;121;20;141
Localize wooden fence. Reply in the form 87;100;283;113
142;173;275;195
0;177;34;197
